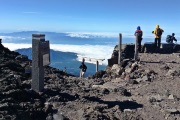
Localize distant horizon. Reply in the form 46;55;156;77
0;30;180;39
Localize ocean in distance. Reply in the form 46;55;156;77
0;31;162;76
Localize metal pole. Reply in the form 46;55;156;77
118;33;122;64
96;61;99;72
134;34;138;60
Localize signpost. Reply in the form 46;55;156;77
31;34;50;92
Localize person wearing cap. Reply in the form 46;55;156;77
167;33;177;43
134;26;143;52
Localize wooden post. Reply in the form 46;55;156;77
82;58;85;63
134;34;138;60
96;61;99;72
118;33;122;64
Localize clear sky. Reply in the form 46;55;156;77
0;0;180;36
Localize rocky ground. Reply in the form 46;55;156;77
0;42;180;120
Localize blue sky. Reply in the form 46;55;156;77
0;0;180;36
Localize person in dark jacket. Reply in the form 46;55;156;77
166;33;177;43
134;26;143;52
79;60;87;78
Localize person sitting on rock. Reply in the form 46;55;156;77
166;33;177;44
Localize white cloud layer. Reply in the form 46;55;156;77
0;36;29;42
2;43;114;65
65;32;180;39
66;32;119;38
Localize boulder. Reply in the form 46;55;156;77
168;94;175;100
111;64;124;75
149;94;163;103
94;70;106;78
166;69;180;76
142;75;150;81
165;109;178;113
15;55;28;61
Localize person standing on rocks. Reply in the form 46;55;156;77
152;25;164;51
166;33;177;44
79;58;87;78
134;26;143;52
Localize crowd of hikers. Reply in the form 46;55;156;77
134;24;178;52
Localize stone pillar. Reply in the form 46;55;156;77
0;39;2;44
32;34;50;92
118;33;122;64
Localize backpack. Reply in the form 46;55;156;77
136;31;142;40
156;28;162;37
166;35;171;43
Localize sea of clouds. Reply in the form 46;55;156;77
2;43;114;65
1;31;180;65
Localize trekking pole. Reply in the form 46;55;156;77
134;34;138;60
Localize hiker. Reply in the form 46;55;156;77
79;60;87;78
166;33;177;44
152;25;164;50
134;26;143;52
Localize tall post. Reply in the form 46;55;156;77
0;39;2;44
96;61;99;72
118;33;122;64
82;58;85;63
32;34;50;92
134;34;138;60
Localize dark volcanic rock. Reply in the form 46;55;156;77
2;41;180;120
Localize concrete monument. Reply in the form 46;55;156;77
31;34;50;92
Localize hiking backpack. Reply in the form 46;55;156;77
136;31;142;40
156;28;162;37
166;35;171;43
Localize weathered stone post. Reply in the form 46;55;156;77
32;34;50;92
134;34;138;60
118;33;122;65
96;61;99;72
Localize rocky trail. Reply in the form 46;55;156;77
0;42;180;120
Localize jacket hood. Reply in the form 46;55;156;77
156;25;159;29
137;26;141;30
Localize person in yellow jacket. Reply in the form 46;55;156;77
152;25;164;50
